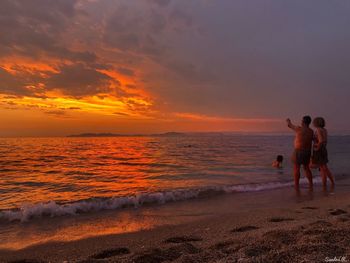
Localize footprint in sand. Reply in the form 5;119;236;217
231;225;259;233
212;240;236;250
90;247;130;259
133;243;201;263
337;216;349;222
308;220;332;227
263;230;298;245
211;240;244;254
329;209;347;216
244;244;271;257
301;206;319;210
269;217;294;223
164;235;203;244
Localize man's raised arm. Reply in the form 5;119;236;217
286;118;299;131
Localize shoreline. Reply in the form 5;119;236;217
0;176;324;222
1;180;350;262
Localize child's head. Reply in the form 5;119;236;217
313;117;326;128
276;155;283;163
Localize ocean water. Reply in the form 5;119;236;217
0;134;349;223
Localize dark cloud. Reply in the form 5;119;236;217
1;63;117;99
0;0;96;63
116;67;135;77
3;100;17;106
0;67;43;96
102;4;171;57
0;67;27;95
1;95;19;99
1;63;123;98
114;112;130;116
45;64;116;97
45;110;68;117
126;84;137;89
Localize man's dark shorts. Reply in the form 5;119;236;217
292;149;311;166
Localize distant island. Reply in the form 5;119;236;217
67;132;186;138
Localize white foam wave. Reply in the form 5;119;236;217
0;177;321;223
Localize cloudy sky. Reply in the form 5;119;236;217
1;0;349;136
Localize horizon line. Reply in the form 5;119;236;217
1;130;350;138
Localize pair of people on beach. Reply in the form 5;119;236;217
287;116;334;190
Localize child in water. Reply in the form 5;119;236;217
272;155;284;168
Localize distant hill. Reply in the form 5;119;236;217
152;132;186;137
67;133;125;137
67;132;186;138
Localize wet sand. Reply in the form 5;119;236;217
1;181;350;263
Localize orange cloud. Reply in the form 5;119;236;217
0;94;154;118
0;54;155;121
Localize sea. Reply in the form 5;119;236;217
1;134;349;223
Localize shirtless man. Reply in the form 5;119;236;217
286;116;314;190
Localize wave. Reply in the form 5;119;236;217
0;177;322;223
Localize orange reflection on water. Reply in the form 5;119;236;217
0;137;206;211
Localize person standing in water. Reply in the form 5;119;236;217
286;116;314;190
312;117;335;189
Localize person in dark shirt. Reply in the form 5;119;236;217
312;117;335;189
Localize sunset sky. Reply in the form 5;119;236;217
1;0;350;137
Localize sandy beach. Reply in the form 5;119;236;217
1;178;350;263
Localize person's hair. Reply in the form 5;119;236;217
277;155;283;162
302;115;312;126
313;117;326;128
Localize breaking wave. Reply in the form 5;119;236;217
0;177;322;223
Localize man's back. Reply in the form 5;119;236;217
294;126;313;150
287;117;314;190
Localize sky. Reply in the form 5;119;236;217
1;0;350;136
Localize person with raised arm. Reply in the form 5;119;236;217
286;116;314;190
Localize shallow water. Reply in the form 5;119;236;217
1;181;349;250
0;134;349;222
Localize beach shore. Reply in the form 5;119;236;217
1;180;350;263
